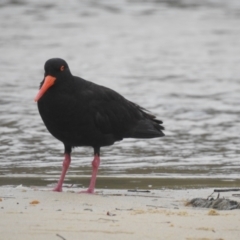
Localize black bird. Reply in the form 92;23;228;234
35;58;164;193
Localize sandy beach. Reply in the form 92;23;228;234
0;186;239;240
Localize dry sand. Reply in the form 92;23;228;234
0;186;239;240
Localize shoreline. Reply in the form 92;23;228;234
0;186;239;240
1;176;240;190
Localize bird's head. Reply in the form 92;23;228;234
34;58;70;102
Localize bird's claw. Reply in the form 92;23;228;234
53;187;62;192
79;189;95;194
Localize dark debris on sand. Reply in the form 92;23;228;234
187;198;240;210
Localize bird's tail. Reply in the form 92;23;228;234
128;118;164;138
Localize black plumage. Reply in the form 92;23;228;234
35;58;164;193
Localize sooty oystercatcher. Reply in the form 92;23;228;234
34;58;164;193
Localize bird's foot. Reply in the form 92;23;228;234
79;188;95;194
53;186;62;192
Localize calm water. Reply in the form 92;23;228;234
0;0;240;189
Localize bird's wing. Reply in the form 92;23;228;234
89;86;136;135
82;82;164;138
74;77;164;139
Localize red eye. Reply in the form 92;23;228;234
60;66;64;71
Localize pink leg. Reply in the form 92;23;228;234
80;154;100;194
53;153;71;192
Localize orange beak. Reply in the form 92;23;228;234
34;76;56;102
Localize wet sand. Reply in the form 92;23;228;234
0;186;239;240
